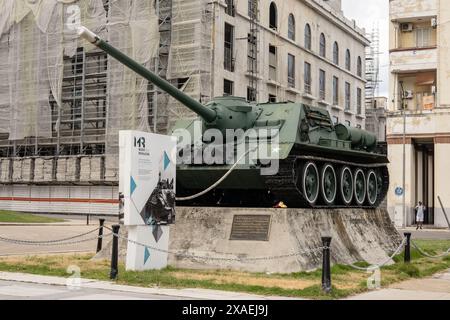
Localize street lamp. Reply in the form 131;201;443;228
400;81;406;229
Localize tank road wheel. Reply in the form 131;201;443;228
376;170;383;199
321;164;337;206
302;162;320;206
339;166;354;206
354;169;367;206
366;170;378;206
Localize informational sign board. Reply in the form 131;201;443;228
119;131;177;226
119;131;176;270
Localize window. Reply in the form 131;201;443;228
269;44;277;81
304;62;311;94
416;28;432;48
345;82;351;110
248;0;257;19
333;76;339;105
225;0;235;16
269;2;277;30
345;120;351;127
357;88;362;114
356;124;362;129
269;94;277;102
357;56;362;77
345;49;351;71
288;54;295;88
288;14;296;41
319;33;326;57
304;24;312;50
319;69;326;100
247;33;257;72
224;23;235;72
224;79;234;96
333;42;339;65
247;87;257;102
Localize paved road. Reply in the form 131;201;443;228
0;224;109;256
0;279;187;300
0;272;295;300
397;228;450;240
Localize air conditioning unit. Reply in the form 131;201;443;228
403;90;414;99
401;23;413;32
432;17;438;29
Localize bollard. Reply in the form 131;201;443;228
96;219;105;253
404;232;412;263
110;224;120;280
321;237;332;294
86;214;90;226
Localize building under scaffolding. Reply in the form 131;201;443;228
0;0;369;214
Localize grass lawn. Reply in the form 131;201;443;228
0;239;448;299
0;210;65;223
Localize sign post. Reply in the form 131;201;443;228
119;131;177;271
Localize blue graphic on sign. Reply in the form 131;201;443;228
144;247;151;264
130;176;137;195
163;151;170;170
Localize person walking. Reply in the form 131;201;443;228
415;201;426;230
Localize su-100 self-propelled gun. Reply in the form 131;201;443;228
78;27;389;208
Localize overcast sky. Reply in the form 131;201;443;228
342;0;389;98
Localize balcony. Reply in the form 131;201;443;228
390;47;437;73
395;71;437;111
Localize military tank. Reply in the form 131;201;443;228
78;27;389;209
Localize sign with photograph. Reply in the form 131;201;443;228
119;131;177;226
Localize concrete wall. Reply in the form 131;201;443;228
387;143;416;227
434;143;450;227
213;0;368;128
168;207;402;273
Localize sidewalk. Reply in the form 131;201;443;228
0;272;300;300
347;269;450;300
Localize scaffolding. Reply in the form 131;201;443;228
365;24;382;109
0;0;185;184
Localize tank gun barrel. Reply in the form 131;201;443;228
77;27;217;123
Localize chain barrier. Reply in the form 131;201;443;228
0;227;102;245
106;227;327;262
0;233;112;247
346;238;407;271
411;240;450;259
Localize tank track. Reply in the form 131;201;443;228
264;153;389;209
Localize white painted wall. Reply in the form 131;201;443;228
0;185;119;216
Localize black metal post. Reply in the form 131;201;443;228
321;237;332;294
110;224;120;280
404;232;412;263
86;214;90;225
96;219;105;253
